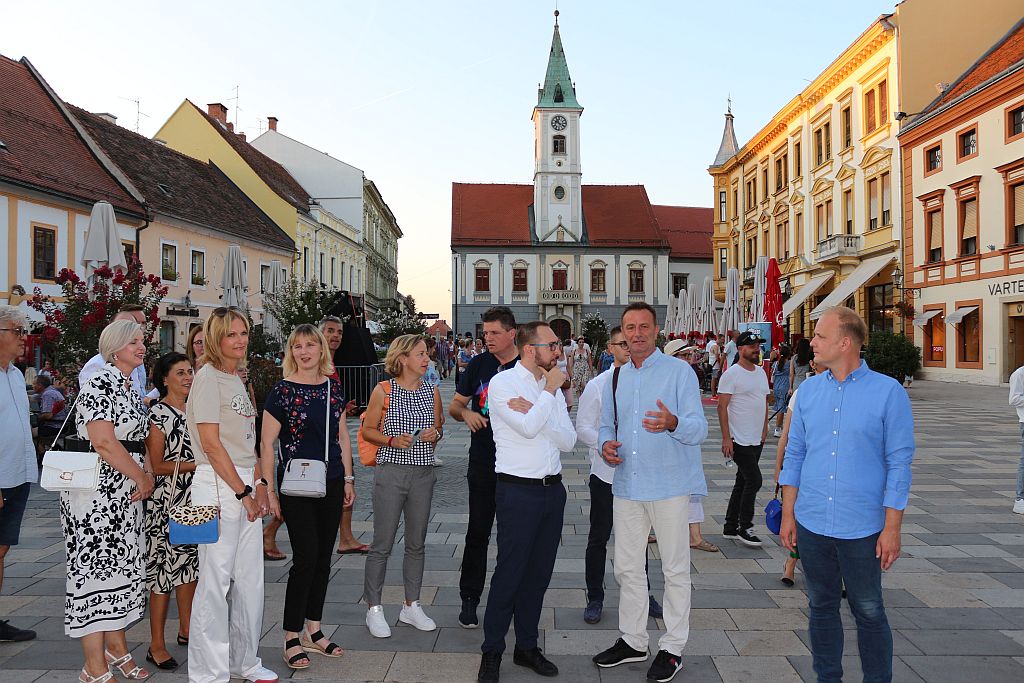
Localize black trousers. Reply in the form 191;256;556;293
481;479;566;655
280;476;344;632
460;461;497;601
724;442;764;532
585;475;651;602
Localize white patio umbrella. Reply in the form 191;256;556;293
221;245;246;309
696;276;716;334
719;268;742;335
80;201;128;287
673;287;688;336
262;259;285;340
684;284;698;335
751;256;769;322
665;294;676;336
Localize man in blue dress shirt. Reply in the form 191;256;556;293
780;306;914;683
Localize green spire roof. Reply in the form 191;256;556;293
537;18;581;109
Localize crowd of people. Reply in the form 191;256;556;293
0;299;923;683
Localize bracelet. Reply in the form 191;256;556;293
344;476;355;483
254;478;268;488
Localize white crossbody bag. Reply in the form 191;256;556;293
278;379;330;498
40;395;101;493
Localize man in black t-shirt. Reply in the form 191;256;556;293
448;306;519;629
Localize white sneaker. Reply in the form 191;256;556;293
773;427;782;438
241;665;279;683
366;605;392;638
1013;499;1024;515
399;600;437;631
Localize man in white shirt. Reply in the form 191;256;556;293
707;334;723;397
478;322;576;683
78;304;152;402
1009;365;1024;514
717;330;770;547
722;331;738;370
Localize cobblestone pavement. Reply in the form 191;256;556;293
2;379;1024;682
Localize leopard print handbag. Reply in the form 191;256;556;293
167;456;220;545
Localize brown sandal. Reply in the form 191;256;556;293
690;539;720;553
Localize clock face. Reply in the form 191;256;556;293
551;115;568;131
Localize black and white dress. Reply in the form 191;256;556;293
377;379;437;466
63;363;148;638
145;402;199;594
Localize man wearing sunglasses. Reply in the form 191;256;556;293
0;306;37;642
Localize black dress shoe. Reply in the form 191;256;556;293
478;651;502;682
513;647;558;677
145;649;179;670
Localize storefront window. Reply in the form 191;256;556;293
925;313;944;363
958;308;980;364
867;284;893;333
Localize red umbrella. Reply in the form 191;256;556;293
764;258;784;348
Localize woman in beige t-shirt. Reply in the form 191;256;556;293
185;307;278;683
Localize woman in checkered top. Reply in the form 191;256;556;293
360;335;445;638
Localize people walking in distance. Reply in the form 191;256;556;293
577;328;667;627
592;303;708;683
1008;362;1024;514
717;330;771;548
780;306;914;683
457;338;473;380
571;335;594;395
362;335;444;638
771;344;792;437
708;334;724;397
143;352;199;671
67;319;156;683
186;307;277;683
261;325;355;668
477;321;576;683
0;306;38;643
449;306;519;629
789;338;813;397
722;330;739;371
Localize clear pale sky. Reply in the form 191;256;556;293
6;0;894;321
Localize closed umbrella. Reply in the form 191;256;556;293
81;201;128;288
751;256;769;322
764;258;785;348
674;287;688;336
222;245;246;309
263;259;284;340
719;268;741;336
699;276;716;335
685;284;698;336
665;294;676;337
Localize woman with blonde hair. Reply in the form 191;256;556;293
361;335;444;638
67;319;155;683
186;307;277;683
260;324;355;669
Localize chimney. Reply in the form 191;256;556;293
267;116;278;132
226;121;234;133
237;132;246;142
96;112;117;125
207;102;228;124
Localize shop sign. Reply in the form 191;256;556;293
988;278;1024;296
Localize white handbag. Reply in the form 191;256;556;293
41;395;101;493
278;379;330;498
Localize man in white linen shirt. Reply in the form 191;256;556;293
78;304;154;403
1009;364;1024;514
478;321;576;683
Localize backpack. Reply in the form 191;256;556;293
357;380;392;466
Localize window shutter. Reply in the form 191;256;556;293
881;173;891;212
1014;184;1024;226
929;211;942;250
878;81;887;128
869;179;879;218
866;90;876;132
962;199;978;239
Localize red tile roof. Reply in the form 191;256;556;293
930;20;1024;110
70;106;295;253
0;55;144;216
451;183;696;250
426;320;451;336
187;100;313;214
651;205;713;259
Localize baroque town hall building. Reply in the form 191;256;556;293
450;14;711;340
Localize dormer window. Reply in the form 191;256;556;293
554;84;564;103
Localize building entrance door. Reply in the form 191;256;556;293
549;318;571;341
1010;314;1024;382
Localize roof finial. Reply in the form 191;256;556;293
727;95;732;115
554;7;559;26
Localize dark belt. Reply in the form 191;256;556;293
497;472;562;487
119;439;145;454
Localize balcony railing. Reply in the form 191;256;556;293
539;288;583;305
743;266;756;283
817;234;862;261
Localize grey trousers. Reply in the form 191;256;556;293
363;462;437;606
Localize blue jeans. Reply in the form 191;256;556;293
796;522;892;683
1017;424;1024;500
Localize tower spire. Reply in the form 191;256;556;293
536;10;581;109
711;101;739;167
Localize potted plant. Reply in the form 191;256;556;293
864;331;922;386
893;300;916;319
161;265;178;281
191;274;208;286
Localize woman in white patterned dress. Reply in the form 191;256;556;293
66;320;155;683
143;352;199;671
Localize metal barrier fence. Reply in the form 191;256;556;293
336;363;387;408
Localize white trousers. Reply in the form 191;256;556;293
188;465;267;683
688;497;704;524
613;495;692;655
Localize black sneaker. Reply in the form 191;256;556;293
0;620;35;642
478;652;501;683
513;647;558;677
646;650;683;682
593;638;648;668
459;597;480;629
735;528;763;547
721;528;739;540
583;600;603;624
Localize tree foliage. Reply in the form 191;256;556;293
262;277;347;343
864;331;922;382
581;311;610;352
376;307;427;344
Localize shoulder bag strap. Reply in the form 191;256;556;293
51;391;81;441
378;380;392;434
612;366;621;440
324;379;331;463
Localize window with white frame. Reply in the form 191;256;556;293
161;243;177;281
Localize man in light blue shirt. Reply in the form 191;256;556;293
0;305;38;642
780;306;914;683
592;303;707;683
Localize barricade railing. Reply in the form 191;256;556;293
336;363;387;408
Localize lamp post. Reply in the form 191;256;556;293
891;264;920;336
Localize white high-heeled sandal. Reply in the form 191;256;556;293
79;667;113;683
104;650;150;680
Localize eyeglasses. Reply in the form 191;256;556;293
527;342;561;351
608;341;629;349
0;327;28;337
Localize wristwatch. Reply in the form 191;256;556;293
235;484;253;500
255;478;269;488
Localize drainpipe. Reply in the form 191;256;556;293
135;206;151;262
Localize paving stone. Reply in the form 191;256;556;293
726;608;808;631
726;630;808;656
893;607;1017;630
899;629;1024;656
384;651;479;682
544;629;622;655
787;655;925;682
711;655;803;682
970;589;1024;608
290;649;395;681
901;655;1024;682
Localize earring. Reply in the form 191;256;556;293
112;354;117;362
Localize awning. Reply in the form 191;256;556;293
782;272;834;318
809;253;897;320
912;309;941;327
945;306;978;325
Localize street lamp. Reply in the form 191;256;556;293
891;264;920;336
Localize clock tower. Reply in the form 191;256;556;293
533;11;583;243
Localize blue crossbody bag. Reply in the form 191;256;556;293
167;454;220;545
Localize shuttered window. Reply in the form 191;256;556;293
961;198;978;256
928;210;943;263
1014;184;1024;244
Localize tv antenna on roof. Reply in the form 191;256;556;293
118;96;149;133
229;85;242;131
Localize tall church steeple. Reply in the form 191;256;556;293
711;100;739;167
533;10;583;244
